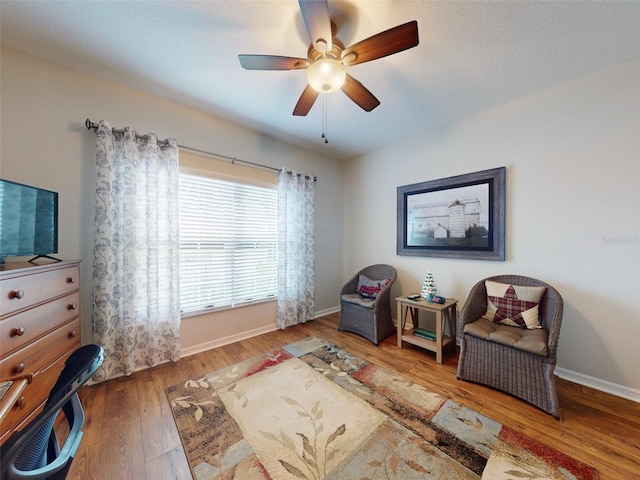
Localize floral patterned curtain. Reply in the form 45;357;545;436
92;120;180;382
277;170;316;329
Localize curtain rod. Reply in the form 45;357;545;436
85;119;315;179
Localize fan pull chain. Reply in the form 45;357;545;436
321;93;328;144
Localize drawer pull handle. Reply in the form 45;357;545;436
15;362;26;374
67;276;77;284
16;396;26;408
12;326;26;337
70;330;78;338
10;289;25;300
69;303;78;311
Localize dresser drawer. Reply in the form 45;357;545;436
0;351;71;441
0;318;80;379
0;292;80;359
0;265;80;317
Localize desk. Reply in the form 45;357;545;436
396;296;458;364
0;374;32;423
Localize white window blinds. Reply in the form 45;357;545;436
179;172;278;314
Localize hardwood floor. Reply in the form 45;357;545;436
68;313;640;479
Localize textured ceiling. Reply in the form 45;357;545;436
2;1;640;160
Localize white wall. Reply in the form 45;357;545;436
3;46;638;397
0;47;344;351
344;59;640;395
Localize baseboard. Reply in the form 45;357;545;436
555;367;640;403
182;309;639;404
181;307;340;358
396;318;639;404
315;305;340;317
180;323;279;357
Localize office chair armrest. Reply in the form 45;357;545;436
6;394;85;480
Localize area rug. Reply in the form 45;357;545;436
166;337;598;480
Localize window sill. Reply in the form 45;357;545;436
180;296;277;319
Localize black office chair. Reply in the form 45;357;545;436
1;344;104;480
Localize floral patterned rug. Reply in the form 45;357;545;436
166;337;598;480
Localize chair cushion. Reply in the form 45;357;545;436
464;317;549;355
341;293;375;309
356;274;390;299
484;280;546;329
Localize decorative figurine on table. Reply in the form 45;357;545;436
420;271;438;301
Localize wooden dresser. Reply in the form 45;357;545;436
0;260;81;444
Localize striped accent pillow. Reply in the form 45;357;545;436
357;275;390;299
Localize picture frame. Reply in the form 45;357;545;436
397;167;506;261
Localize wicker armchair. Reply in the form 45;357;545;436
338;264;397;345
456;275;564;418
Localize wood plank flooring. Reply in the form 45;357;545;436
68;313;640;479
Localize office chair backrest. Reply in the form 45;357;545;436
1;344;104;480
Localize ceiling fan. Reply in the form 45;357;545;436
238;0;419;116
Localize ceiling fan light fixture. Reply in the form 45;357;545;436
307;57;346;93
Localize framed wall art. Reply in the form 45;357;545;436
397;166;506;261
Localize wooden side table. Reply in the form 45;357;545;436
396;296;458;364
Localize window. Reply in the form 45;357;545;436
179;172;278;315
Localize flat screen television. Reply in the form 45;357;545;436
0;179;59;264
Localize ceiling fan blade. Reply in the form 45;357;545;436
299;0;332;53
341;74;380;112
238;54;309;70
342;20;419;67
293;84;319;116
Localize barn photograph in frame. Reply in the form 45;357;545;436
397;167;505;260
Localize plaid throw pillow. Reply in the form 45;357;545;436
484;280;546;329
357;275;391;299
